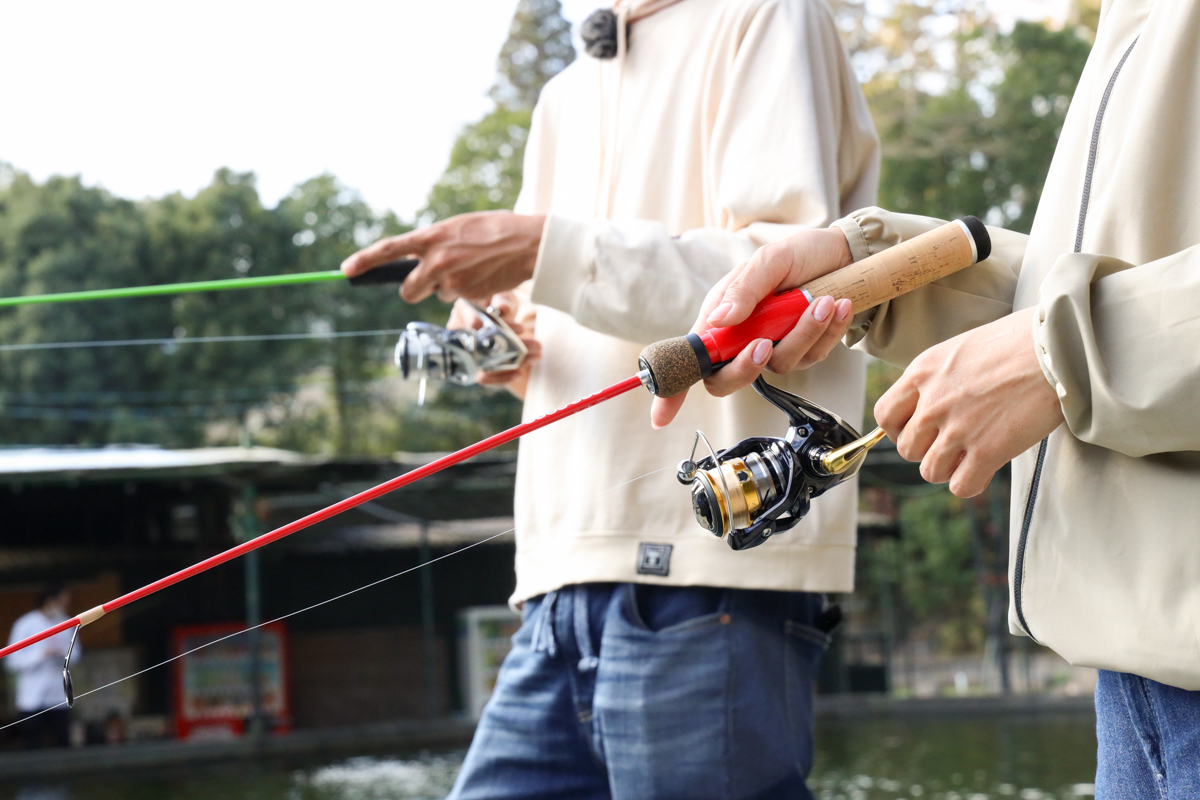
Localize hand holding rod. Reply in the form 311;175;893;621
638;218;991;398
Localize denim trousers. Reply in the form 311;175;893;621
448;582;829;800
1095;669;1200;799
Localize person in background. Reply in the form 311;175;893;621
6;586;78;749
345;0;877;796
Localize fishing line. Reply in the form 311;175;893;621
0;328;408;354
0;528;514;733
598;465;672;495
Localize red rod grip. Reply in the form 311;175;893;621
699;288;811;366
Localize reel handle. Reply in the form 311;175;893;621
346;258;420;286
639;217;990;397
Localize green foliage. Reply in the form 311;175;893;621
419;0;575;436
490;0;576;111
861;491;985;654
422;106;532;223
0;166;438;453
422;0;573;224
871;20;1092;233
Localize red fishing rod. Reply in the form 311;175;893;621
0;373;643;661
1;217;989;666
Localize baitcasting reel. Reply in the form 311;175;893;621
395;302;528;403
677;377;887;551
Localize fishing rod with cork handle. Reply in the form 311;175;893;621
0;217;989;677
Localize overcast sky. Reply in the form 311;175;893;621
1;0;1060;221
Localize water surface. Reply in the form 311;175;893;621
2;715;1097;800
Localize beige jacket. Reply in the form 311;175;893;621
509;0;879;603
836;0;1200;688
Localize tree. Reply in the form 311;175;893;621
422;0;574;223
490;0;576;112
418;0;577;441
865;18;1091;233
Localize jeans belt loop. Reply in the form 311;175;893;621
532;590;560;657
574;585;600;672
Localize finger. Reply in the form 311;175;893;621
522;339;542;359
489;292;518;320
478;370;522;386
874;377;920;442
703;338;772;397
894;408;939;465
447;299;481;331
399;259;447;304
706;245;794;328
792;299;854;370
920;437;965;485
340;230;431;277
948;451;996;499
763;296;835;373
651;391;688;429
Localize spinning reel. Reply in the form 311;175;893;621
395;302;528;402
677;377;886;551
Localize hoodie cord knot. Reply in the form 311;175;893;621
581;8;619;59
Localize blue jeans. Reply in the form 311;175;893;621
449;583;829;800
1096;669;1200;798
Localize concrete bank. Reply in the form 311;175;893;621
0;695;1094;782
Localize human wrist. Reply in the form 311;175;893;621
826;226;853;271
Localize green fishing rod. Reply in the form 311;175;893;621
0;259;419;308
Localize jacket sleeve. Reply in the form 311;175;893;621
833;207;1029;367
523;0;880;344
1035;246;1200;457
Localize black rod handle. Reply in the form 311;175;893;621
346;258;420;286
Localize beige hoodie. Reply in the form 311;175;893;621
509;0;879;603
835;0;1200;689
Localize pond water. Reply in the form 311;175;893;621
0;715;1096;800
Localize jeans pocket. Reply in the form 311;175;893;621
627;584;729;634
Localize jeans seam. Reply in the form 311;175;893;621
723;610;734;800
1132;671;1171;796
1137;678;1169;797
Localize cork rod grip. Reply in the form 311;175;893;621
637;217;989;398
799;219;984;315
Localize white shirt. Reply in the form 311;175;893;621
6;610;78;712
